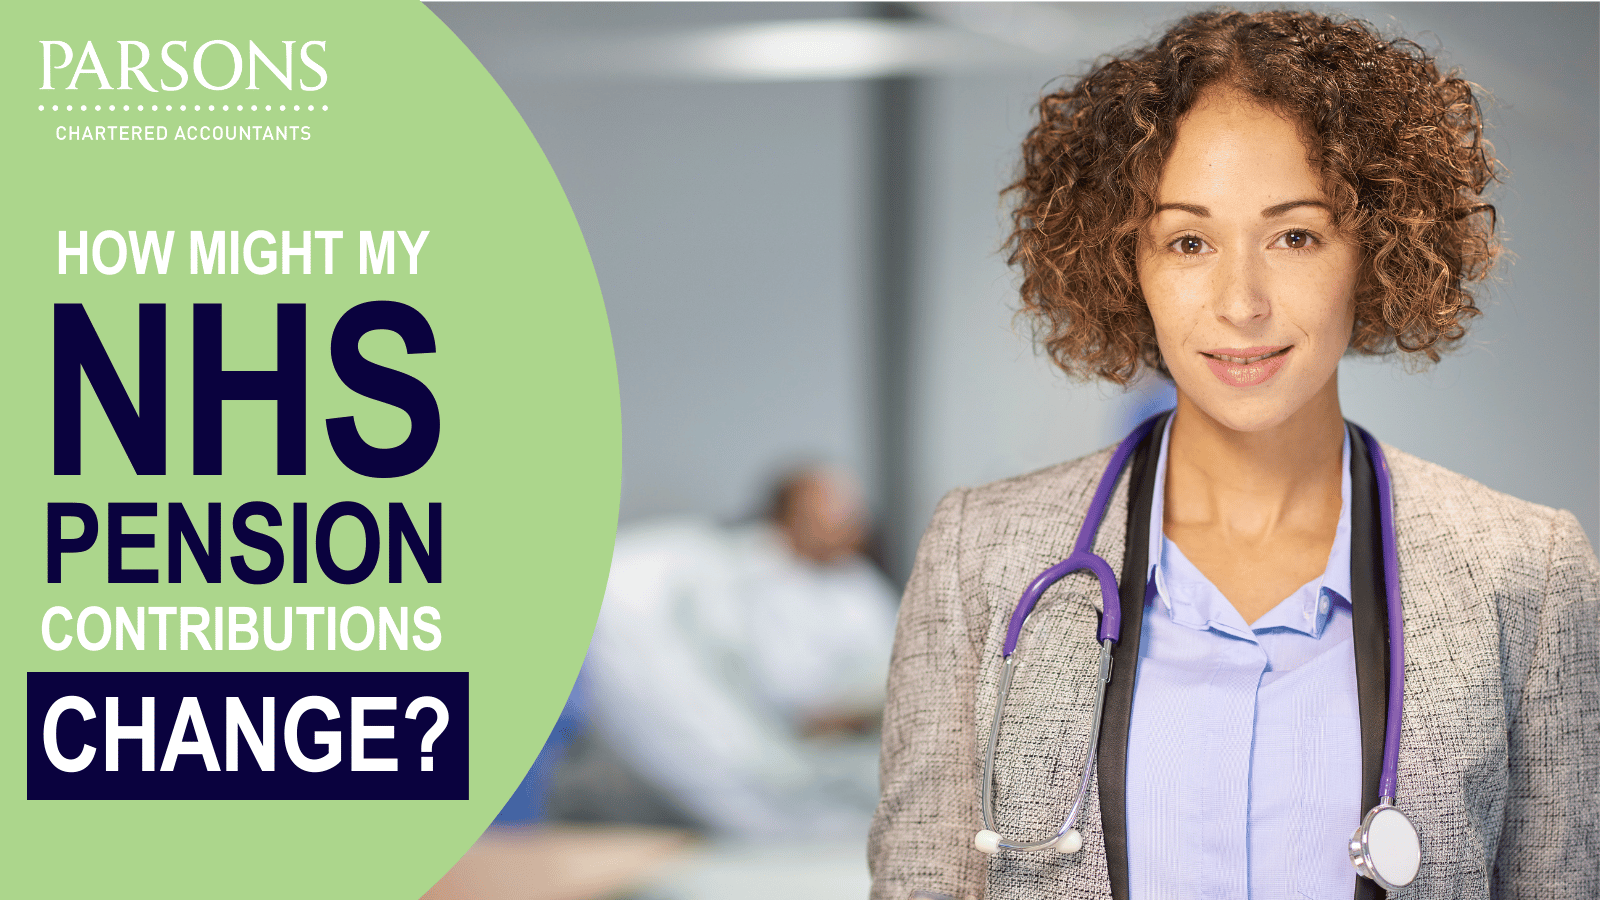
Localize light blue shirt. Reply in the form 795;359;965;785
1126;419;1362;900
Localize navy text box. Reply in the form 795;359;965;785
28;671;467;800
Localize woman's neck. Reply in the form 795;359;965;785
1161;378;1346;622
1166;383;1344;525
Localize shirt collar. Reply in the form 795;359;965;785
1146;413;1352;637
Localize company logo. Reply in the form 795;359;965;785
41;40;327;92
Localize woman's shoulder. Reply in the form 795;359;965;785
1382;443;1596;597
1384;442;1573;539
932;444;1118;531
917;445;1134;581
960;444;1122;506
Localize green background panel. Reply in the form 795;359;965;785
2;1;619;896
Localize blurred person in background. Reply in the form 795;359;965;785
569;464;899;838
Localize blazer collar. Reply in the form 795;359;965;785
1096;411;1160;900
1096;417;1389;900
1347;423;1391;900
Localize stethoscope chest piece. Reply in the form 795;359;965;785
1349;802;1421;890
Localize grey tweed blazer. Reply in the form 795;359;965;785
869;429;1599;900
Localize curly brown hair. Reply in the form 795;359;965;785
1005;7;1502;384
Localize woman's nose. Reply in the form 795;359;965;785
1211;252;1270;326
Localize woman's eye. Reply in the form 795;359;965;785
1276;230;1316;250
1171;235;1208;255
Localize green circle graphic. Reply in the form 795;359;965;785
1;2;619;897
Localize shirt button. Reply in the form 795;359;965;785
1319;595;1330;614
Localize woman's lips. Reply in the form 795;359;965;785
1201;345;1291;387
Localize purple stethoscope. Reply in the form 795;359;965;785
973;413;1422;891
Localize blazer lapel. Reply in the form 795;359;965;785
1347;424;1391;900
1097;412;1164;900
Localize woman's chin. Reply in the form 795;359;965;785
1174;385;1305;436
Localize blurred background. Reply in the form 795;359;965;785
420;3;1598;898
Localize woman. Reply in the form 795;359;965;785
869;9;1597;900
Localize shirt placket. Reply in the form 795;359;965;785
1198;634;1267;900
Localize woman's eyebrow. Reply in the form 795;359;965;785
1152;199;1330;218
1261;199;1330;217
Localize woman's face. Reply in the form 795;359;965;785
1137;87;1360;434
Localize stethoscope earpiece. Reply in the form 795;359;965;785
972;827;1083;857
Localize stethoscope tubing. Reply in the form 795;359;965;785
1000;414;1161;656
1354;424;1406;804
980;640;1113;850
979;412;1410;854
980;415;1157;851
